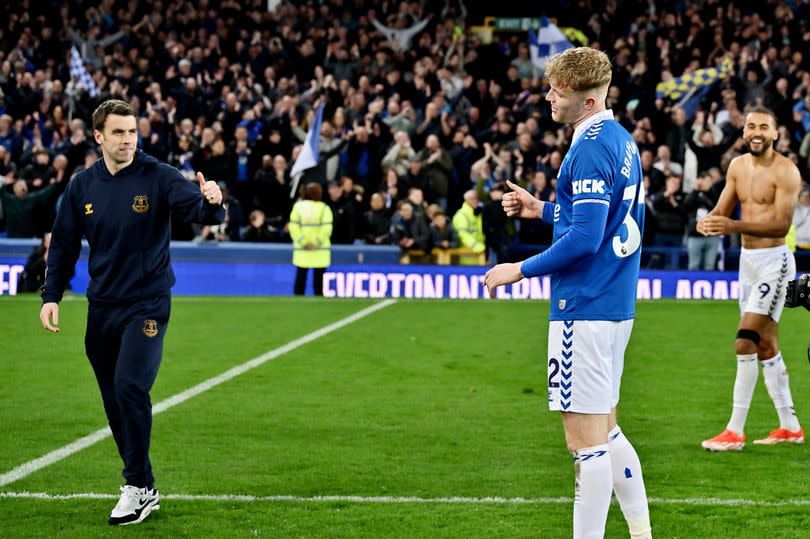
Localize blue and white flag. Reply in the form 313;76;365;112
69;45;100;98
290;102;323;178
676;84;714;121
528;18;574;73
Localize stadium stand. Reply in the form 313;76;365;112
1;1;809;270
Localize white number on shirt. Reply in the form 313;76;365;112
612;183;642;258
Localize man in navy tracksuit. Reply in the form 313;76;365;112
39;100;225;526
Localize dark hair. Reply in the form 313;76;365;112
744;105;778;128
92;99;136;131
302;182;322;201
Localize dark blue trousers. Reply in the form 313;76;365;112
85;295;170;488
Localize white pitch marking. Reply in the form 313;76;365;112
0;300;397;487
0;491;808;507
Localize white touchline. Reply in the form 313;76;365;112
0;491;808;508
0;299;397;488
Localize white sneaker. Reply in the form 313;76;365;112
108;485;160;526
150;487;160;511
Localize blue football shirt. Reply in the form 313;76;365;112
547;110;644;321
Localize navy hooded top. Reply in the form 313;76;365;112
42;150;225;304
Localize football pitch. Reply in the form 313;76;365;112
1;295;809;538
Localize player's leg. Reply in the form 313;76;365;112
549;320;613;539
701;312;760;450
609;410;651;538
112;295;169;520
739;246;802;444
754;313;803;444
86;302;160;526
108;296;168;525
702;255;759;451
85;303;127;463
607;319;651;539
562;412;612;539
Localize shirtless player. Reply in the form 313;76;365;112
699;106;804;451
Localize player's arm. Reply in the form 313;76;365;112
517;144;612;275
697;158;740;236
709;159;740;217
486;146;610;295
485;201;607;295
730;161;801;237
502;179;556;222
40;180;83;332
165;167;226;224
520;201;607;276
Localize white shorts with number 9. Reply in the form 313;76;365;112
547;319;634;414
738;245;795;323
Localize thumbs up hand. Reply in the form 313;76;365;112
503;179;543;219
198;172;223;205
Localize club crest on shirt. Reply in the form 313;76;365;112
143;319;159;337
558;299;566;310
132;195;150;214
84;203;93;215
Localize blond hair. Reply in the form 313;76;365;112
545;47;612;95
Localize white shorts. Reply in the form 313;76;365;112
547;319;634;414
738;245;795;322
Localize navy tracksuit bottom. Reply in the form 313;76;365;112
85;295;170;488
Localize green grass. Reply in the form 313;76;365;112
1;295;809;537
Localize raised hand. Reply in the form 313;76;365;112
197;172;223;205
502;179;543;219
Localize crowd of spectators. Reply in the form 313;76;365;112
2;0;810;269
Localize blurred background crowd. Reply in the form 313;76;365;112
2;0;810;270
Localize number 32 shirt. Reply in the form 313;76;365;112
520;110;644;321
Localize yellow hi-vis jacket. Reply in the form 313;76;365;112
786;224;796;252
289;200;333;268
452;203;485;253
